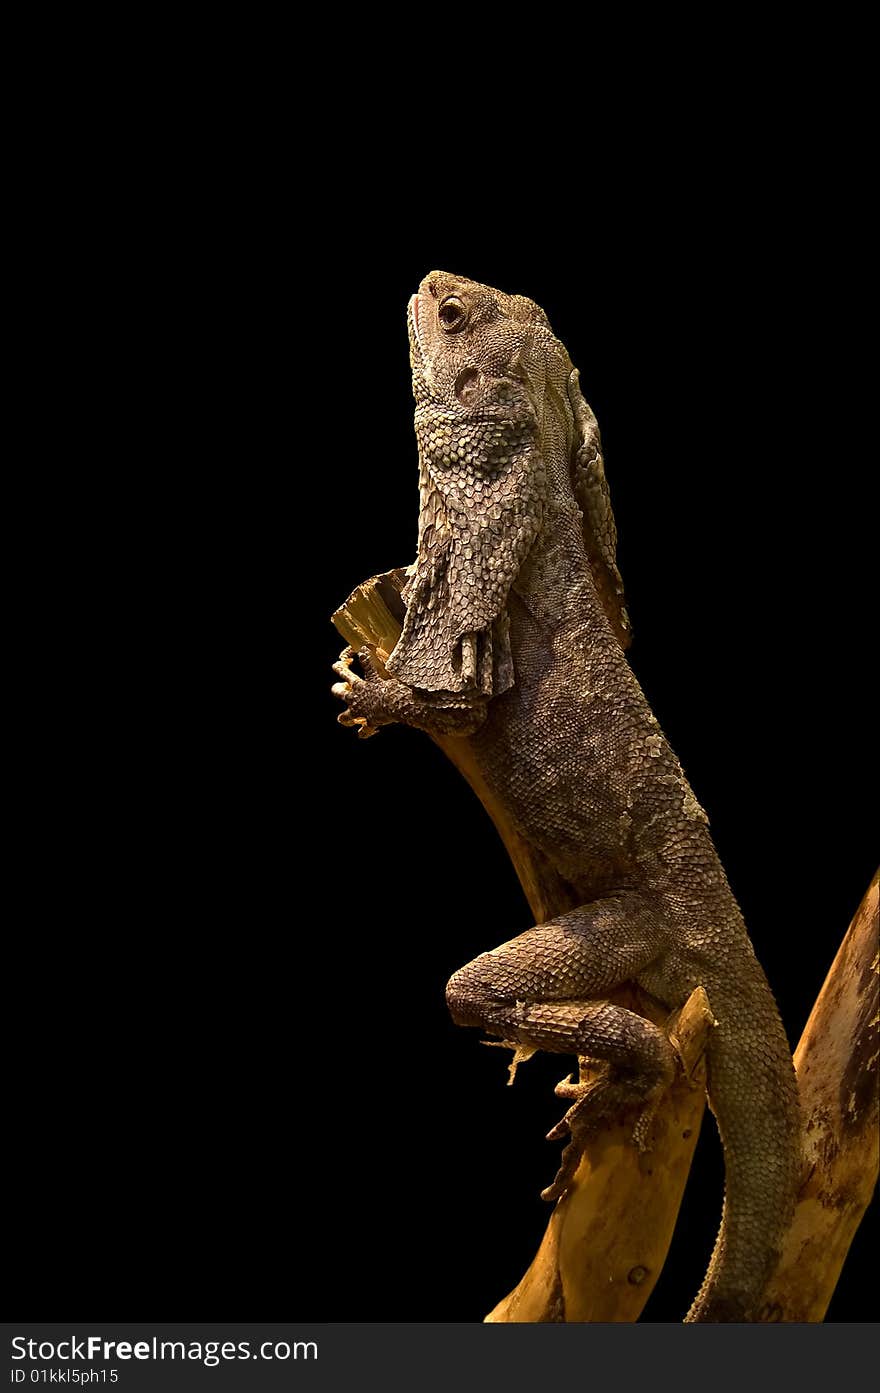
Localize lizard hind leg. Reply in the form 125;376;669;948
444;897;676;1200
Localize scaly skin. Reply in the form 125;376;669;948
332;272;801;1322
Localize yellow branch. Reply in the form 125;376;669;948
760;870;879;1321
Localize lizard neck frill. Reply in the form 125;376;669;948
385;407;547;697
511;495;617;646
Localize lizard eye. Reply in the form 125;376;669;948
438;296;467;332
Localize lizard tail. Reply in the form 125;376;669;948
685;1005;801;1322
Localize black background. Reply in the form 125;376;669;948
8;118;876;1324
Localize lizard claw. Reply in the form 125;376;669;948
482;1037;538;1086
332;659;363;685
541;1129;590;1202
335;709;378;737
553;1072;588;1101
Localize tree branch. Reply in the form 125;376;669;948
759;870;879;1320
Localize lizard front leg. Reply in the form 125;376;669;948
331;645;488;739
445;895;676;1200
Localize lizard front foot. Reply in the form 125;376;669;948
332;644;489;739
331;645;393;737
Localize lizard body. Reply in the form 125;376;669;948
332;272;801;1322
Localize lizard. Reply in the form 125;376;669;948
330;270;801;1322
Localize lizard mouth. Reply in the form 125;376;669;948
409;294;423;357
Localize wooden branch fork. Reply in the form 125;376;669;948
333;570;879;1321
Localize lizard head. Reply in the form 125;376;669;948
386;272;629;698
407;270;551;421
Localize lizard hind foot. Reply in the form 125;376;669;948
541;1065;664;1202
541;1071;613;1202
